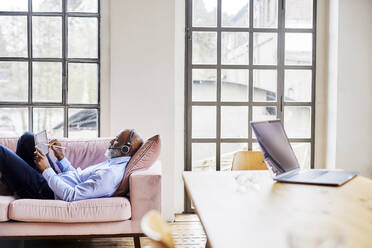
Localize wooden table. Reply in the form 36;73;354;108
183;171;372;248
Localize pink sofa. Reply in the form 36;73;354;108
0;137;161;247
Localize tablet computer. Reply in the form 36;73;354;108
34;130;49;155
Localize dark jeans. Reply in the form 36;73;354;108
0;132;55;199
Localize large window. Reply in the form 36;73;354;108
0;0;100;138
186;0;316;209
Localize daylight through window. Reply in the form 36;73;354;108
0;0;100;138
186;0;316;195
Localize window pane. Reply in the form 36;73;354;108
192;69;216;102
0;0;27;11
222;32;249;65
291;142;311;168
285;0;313;28
221;106;248;138
192;143;216;171
0;16;27;57
221;143;248;171
33;108;64;137
68;109;98;138
33;0;62;12
33;17;62;58
221;69;248;102
0;108;28;137
253;69;277;102
252;106;277;121
284;106;311;138
252;106;277;138
33;62;62;102
222;0;249;27
285;70;312;102
253;32;277;65
192;32;217;64
68;63;98;104
253;0;278;28
0;62;28;102
285;33;312;65
192;0;217;27
68;17;98;58
192;106;216;138
67;0;98;13
252;142;260;151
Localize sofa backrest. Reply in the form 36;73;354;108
0;137;112;170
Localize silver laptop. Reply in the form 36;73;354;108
251;120;358;186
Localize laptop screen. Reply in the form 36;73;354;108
251;120;299;176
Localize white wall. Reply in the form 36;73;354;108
100;0;111;137
314;0;329;169
109;0;179;220
336;0;372;176
174;0;186;213
326;0;372;177
325;0;338;169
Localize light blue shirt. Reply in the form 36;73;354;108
42;156;130;202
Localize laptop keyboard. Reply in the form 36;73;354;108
283;170;328;181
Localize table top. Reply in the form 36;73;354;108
182;171;372;248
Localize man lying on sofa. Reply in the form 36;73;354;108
0;129;143;202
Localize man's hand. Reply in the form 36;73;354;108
34;146;51;172
49;139;64;161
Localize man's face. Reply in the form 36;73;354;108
105;131;128;158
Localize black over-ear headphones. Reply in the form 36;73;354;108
120;129;135;155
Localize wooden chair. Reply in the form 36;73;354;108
231;151;267;170
141;210;175;248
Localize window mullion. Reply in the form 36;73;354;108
62;0;68;137
216;0;221;171
184;0;193;213
311;0;317;169
97;0;101;137
277;0;285;122
248;0;254;151
27;0;33;132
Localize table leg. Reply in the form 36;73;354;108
133;236;141;248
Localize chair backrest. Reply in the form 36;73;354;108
141;210;174;248
231;151;267;170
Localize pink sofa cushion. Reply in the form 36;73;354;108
9;197;131;223
48;138;112;170
0;196;16;222
0;137;17;152
114;135;161;196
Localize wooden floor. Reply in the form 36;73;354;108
0;215;206;248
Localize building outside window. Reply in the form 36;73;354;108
0;0;100;138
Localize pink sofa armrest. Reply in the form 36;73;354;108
129;161;161;221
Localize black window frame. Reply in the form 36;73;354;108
185;0;317;212
0;0;101;137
